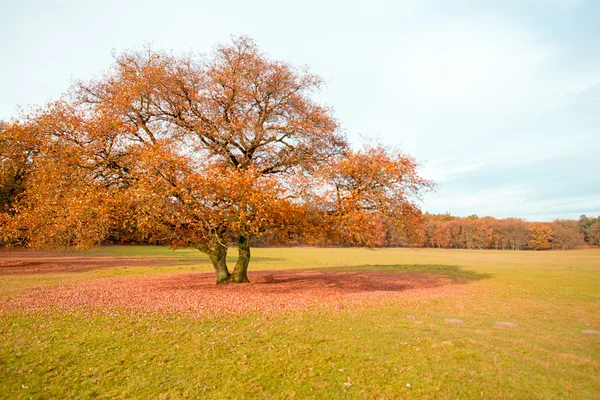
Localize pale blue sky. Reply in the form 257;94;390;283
1;0;598;221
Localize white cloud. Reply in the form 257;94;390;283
420;161;487;182
388;20;552;108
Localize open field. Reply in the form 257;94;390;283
1;246;599;399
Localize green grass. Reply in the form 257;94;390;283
1;247;599;398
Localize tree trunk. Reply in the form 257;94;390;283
207;242;230;284
230;235;251;283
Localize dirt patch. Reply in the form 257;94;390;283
1;269;462;315
0;256;197;275
496;321;518;327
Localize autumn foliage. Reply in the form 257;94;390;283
3;37;589;285
0;37;432;283
420;214;589;251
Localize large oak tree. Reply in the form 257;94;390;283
1;37;432;283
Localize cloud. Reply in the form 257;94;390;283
422;146;600;221
388;20;552;108
420;161;487;183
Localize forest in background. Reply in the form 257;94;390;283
418;214;599;250
255;214;599;250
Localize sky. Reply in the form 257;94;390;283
1;0;598;221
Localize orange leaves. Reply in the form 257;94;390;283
8;156;121;249
528;222;553;250
1;36;434;262
420;214;587;250
0;114;132;248
305;145;432;247
0;120;41;215
125;140;302;248
59;37;350;251
75;36;345;174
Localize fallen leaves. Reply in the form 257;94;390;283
0;255;196;275
1;268;458;316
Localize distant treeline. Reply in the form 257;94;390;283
253;214;599;250
418;214;599;250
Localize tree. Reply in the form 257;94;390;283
3;37;432;283
447;219;463;249
589;221;600;247
433;224;453;248
550;220;584;250
0;120;45;245
579;215;599;245
528;222;553;250
308;145;432;248
0;121;41;215
1;108;130;248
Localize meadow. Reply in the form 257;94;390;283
1;246;599;399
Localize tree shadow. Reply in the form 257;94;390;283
243;264;493;294
336;264;493;284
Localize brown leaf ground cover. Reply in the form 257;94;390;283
0;253;197;275
0;254;460;315
1;248;598;398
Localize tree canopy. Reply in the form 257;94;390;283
0;37;432;283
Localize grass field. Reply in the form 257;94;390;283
1;246;599;399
